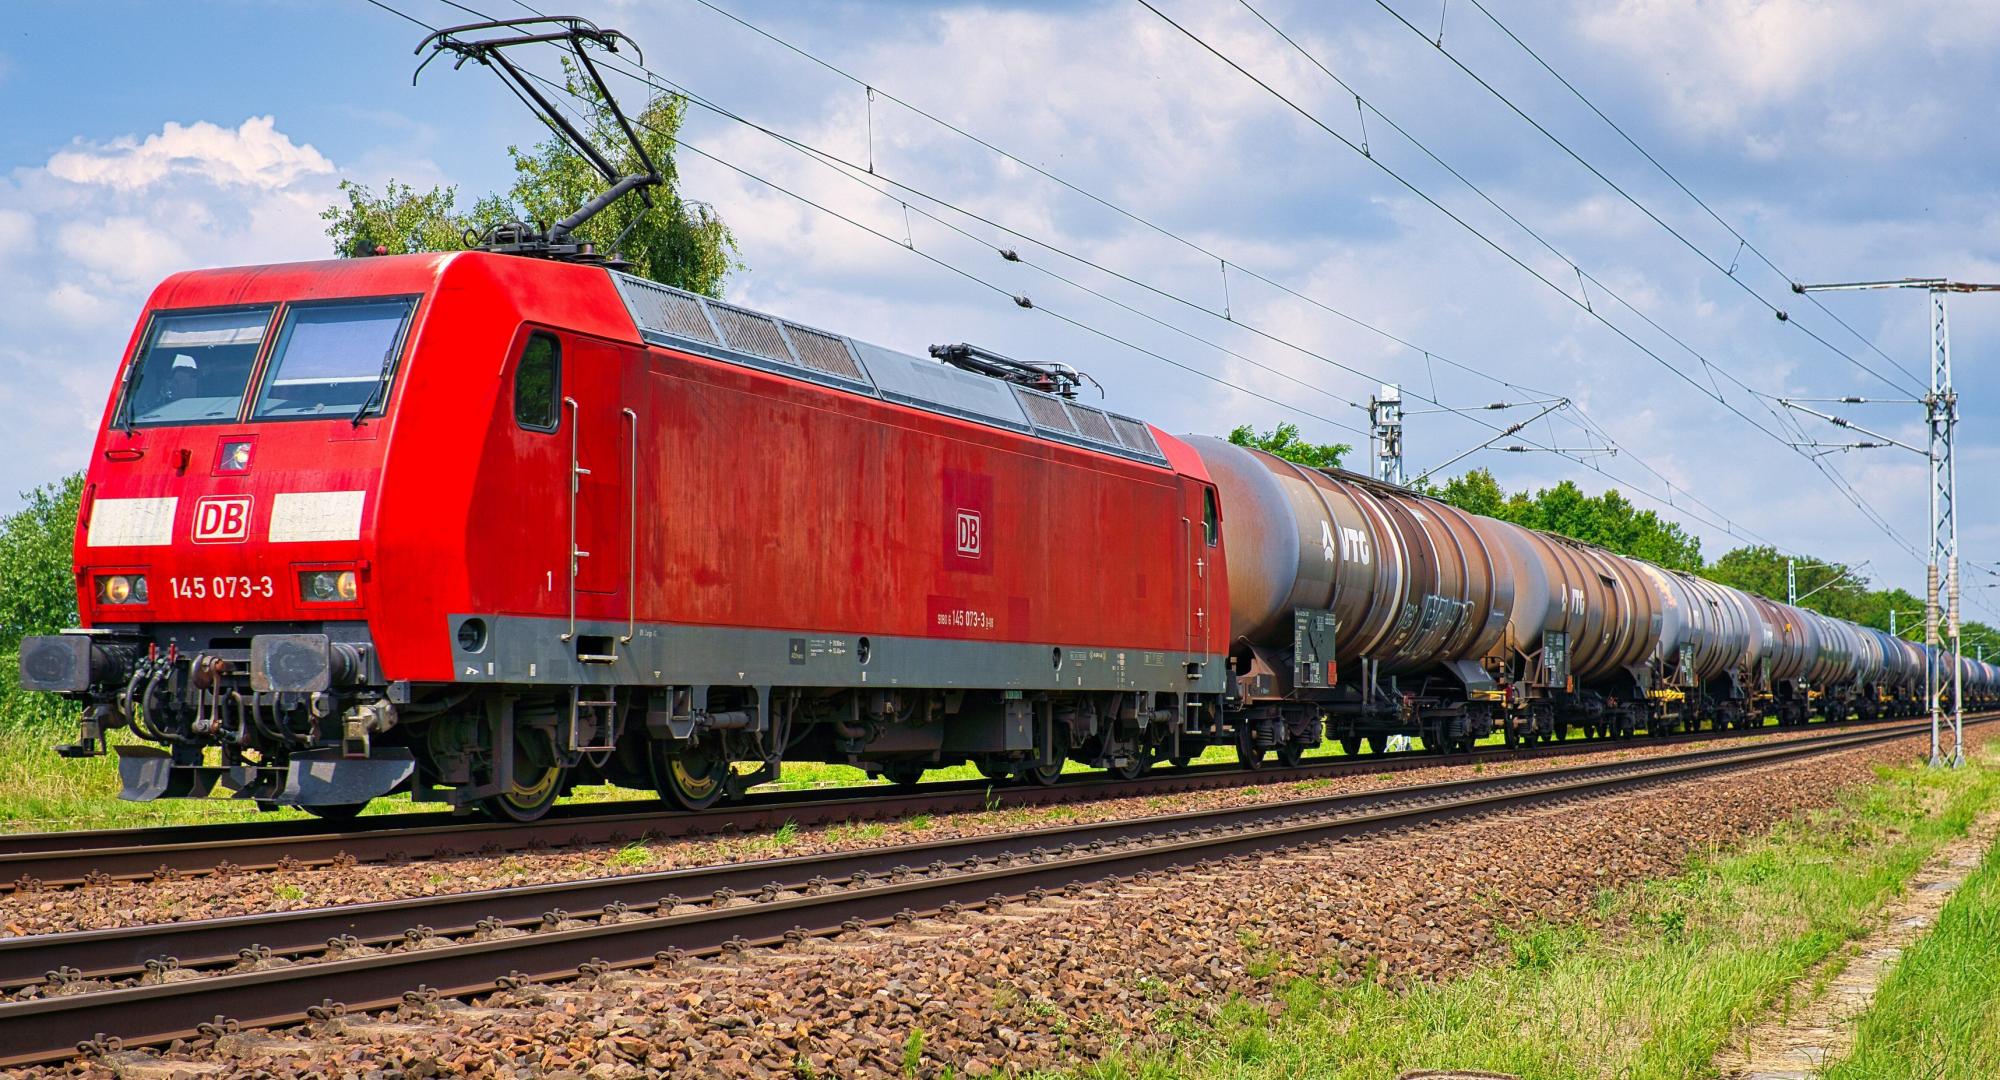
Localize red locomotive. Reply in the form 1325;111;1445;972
20;251;1231;820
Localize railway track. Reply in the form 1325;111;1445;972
0;715;1949;890
0;716;1967;1068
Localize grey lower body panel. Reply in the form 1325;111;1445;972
448;613;1227;696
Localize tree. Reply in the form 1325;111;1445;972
1413;467;1703;570
1227;423;1350;470
0;473;83;730
1701;546;1792;606
497;82;735;296
321;179;482;258
322;72;737;295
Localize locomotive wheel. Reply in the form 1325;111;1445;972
480;761;565;823
304;803;367;822
1021;760;1065;786
1340;736;1362;757
653;738;728;811
879;762;927;787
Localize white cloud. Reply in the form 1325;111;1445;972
56;216;190;285
1580;0;1875;129
0;115;352;502
0;207;30;249
43;281;119;326
1576;0;2000;160
45;116;333;192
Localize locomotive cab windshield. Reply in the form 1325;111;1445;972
118;307;274;427
117;296;417;428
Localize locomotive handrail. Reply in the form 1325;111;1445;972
623;407;638;644
562;396;581;643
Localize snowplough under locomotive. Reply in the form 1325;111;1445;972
19;252;1994;820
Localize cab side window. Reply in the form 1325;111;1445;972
514;333;560;432
1202;486;1220;546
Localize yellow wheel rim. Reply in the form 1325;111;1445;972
670;756;719;798
502;763;561;809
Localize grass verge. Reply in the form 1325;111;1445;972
1071;744;2000;1080
1821;816;2000;1078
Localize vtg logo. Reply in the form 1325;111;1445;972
191;495;252;544
955;509;982;558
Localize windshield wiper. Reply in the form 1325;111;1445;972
115;360;142;435
351;349;397;427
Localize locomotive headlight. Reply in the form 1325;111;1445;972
95;574;147;605
219;441;252;471
299;569;359;603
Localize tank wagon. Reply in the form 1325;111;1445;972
18;253;1996;820
1196;439;1984;751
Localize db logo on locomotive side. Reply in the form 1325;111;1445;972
191;495;253;544
955;509;982;558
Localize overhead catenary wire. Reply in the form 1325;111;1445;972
372;0;1849;562
1138;0;1927;565
381;0;1377;438
1449;0;1927;390
1363;0;1924;397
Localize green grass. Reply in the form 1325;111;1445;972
1822;823;2000;1078
1070;747;2000;1080
0;725;666;833
609;841;654;867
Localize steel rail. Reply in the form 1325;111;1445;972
0;718;1958;1067
0;714;1951;889
0;722;1889;991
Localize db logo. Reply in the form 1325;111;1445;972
955;509;982;558
192;495;252;543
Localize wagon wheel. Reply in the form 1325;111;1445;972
1235;727;1267;770
1109;753;1150;782
878;762;927;787
479;759;565;823
1275;740;1307;768
652;735;728;812
976;758;1016;782
1365;735;1388;756
1340;736;1363;757
1168;755;1194;770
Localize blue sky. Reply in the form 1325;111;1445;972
4;0;1999;616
